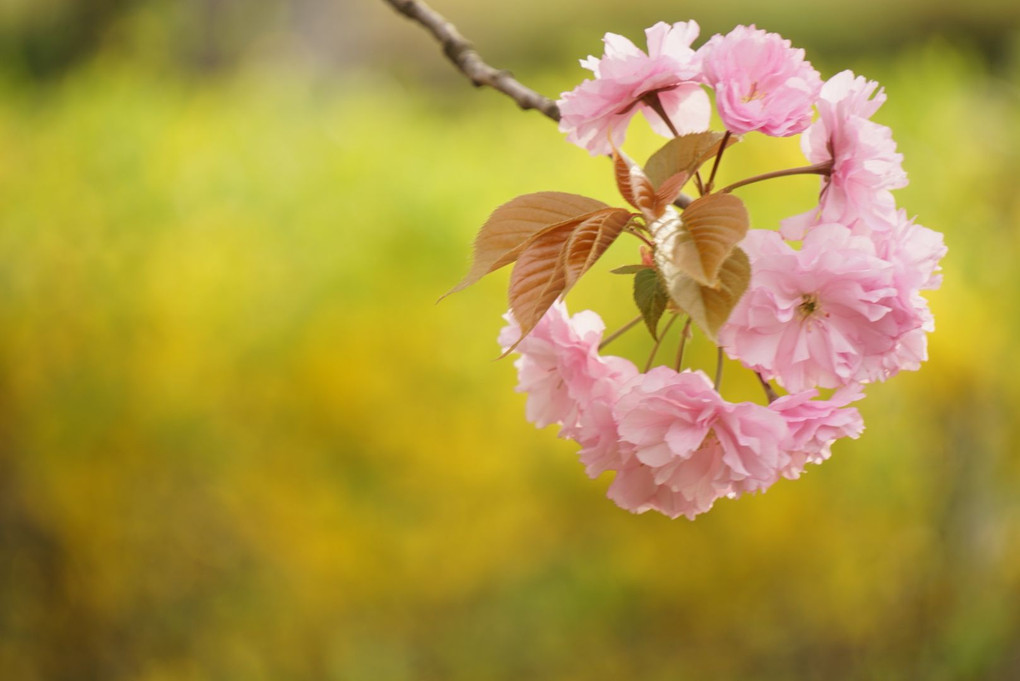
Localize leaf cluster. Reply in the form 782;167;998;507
443;192;632;351
445;131;752;349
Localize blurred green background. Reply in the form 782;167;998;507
1;1;1019;679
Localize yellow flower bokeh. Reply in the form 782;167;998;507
1;3;1019;678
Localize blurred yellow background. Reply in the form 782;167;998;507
1;1;1019;679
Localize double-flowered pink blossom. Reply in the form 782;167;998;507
491;25;943;521
770;388;865;480
609;367;788;519
875;209;947;292
870;210;947;375
498;301;636;433
782;70;907;239
558;21;710;155
719;225;928;392
697;25;822;137
500;303;880;520
499;303;638;480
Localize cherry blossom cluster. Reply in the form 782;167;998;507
500;304;866;518
491;21;946;519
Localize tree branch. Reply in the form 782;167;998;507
381;0;695;207
381;0;561;121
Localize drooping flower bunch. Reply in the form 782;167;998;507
447;21;946;519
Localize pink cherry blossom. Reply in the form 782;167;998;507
770;387;865;480
498;301;635;431
499;303;638;477
557;21;710;155
571;397;634;479
869;210;946;374
719;225;929;392
476;21;945;523
873;209;947;292
697;25;822;137
781;70;907;239
608;367;788;519
879;297;934;376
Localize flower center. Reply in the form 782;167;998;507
798;293;820;318
742;82;767;103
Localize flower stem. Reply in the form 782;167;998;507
718;161;833;194
714;346;724;390
755;371;779;404
625;226;654;249
599;314;643;351
704;130;732;194
635;91;701;205
642;92;681;138
644;313;679;372
674;317;692;371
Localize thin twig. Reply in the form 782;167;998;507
599;314;643;351
674;317;692;371
693;171;705;197
642;93;681;138
625;226;655;249
713;346;724;390
704;130;732;193
719;161;832;194
381;0;560;121
756;371;779;404
383;0;695;207
644;314;679;372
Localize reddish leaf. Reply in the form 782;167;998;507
443;191;609;298
613;151;639;209
663;247;751;343
502;208;632;350
673;193;750;286
653;170;691;209
644;131;739;190
613;149;658;218
562;208;633;290
504;223;575;349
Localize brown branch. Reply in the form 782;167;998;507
381;0;561;121
382;0;695;208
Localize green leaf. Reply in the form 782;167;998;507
662;247;751;343
611;264;651;275
644;131;739;190
633;267;669;339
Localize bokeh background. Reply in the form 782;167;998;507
2;0;1019;679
